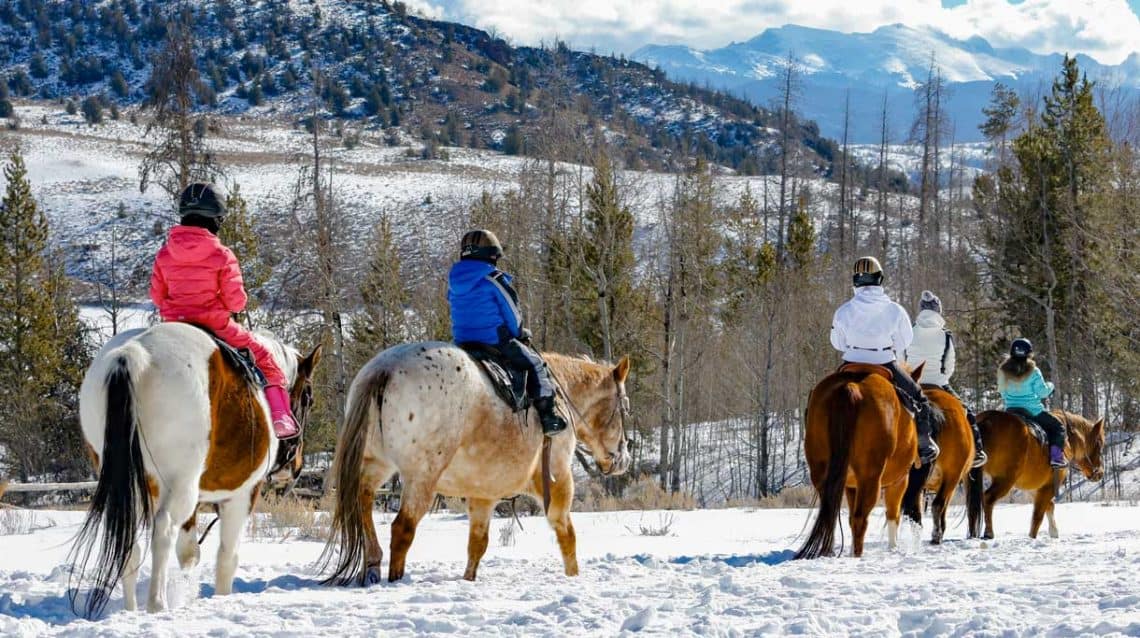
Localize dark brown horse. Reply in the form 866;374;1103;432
967;409;1105;539
902;387;974;544
796;362;924;559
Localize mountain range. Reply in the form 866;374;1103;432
634;24;1140;143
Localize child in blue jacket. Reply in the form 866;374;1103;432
448;229;567;435
998;338;1066;467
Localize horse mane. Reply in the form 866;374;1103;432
542;352;615;393
254;330;300;384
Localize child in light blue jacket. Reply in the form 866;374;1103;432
998;338;1065;467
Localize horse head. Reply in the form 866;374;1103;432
556;354;633;476
1067;413;1105;482
269;342;323;484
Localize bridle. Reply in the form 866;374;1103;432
555;378;631;474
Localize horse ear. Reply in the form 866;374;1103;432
909;361;925;381
1093;417;1105;434
298;344;323;378
613;355;630;383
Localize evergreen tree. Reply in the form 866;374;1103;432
349;216;409;370
0;150;90;481
218;182;269;315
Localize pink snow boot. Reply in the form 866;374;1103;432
265;385;300;439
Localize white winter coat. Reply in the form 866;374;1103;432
905;309;956;386
830;286;913;365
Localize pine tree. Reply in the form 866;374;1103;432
0;150;90;481
218;182;269;317
349;216;409;370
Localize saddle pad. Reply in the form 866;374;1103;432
1006;408;1049;446
187;324;267;389
458;345;529;413
838;362;892;381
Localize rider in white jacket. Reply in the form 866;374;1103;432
906;291;987;468
831;257;939;463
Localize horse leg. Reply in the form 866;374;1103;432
176;510;201;570
214;486;259;596
1029;487;1052;539
883;479;907;551
463;498;495;581
388;481;435;582
1046;499;1059;539
360;459;394;585
982;476;1014;540
850;476;881;558
148;483;197;612
121;535;145;612
931;482;953;545
545;476;580;577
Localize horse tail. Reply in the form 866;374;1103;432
796;381;860;560
965;415;987;538
321;367;390;586
68;344;153;619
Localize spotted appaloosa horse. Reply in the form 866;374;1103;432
321;342;632;586
69;322;321;618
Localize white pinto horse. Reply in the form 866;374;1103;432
321;342;632;586
69;322;321;617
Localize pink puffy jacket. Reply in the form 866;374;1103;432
150;226;247;329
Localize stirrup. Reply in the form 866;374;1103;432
971;449;988;469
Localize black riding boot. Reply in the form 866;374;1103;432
968;410;987;468
915;406;941;464
532;396;568;436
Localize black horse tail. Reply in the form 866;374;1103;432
966;466;984;538
68;349;153;619
796;382;860;560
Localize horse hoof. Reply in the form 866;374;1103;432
364;567;382;586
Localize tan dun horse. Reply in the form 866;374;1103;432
902;386;975;544
796;362;924;559
322;342;632;585
967;409;1105;540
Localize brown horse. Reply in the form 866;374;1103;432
795;362;923;559
321;342;632;586
967;409;1105;540
902;386;974;544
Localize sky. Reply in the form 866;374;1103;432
403;0;1140;65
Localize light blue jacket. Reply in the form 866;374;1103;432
998;365;1054;415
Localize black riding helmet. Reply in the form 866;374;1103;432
460;229;503;263
1010;338;1033;359
179;182;226;234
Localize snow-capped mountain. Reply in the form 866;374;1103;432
634;24;1140;142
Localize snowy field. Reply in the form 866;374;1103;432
3;503;1140;636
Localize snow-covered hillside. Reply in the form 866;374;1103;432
4;503;1140;635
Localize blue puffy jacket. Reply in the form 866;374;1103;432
448;259;521;345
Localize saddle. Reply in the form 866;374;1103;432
458;343;530;412
188;324;267;388
1006;408;1049;446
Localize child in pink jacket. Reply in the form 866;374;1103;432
150;183;299;439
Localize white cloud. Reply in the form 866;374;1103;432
402;0;1140;64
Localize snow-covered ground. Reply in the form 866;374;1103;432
4;502;1140;636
